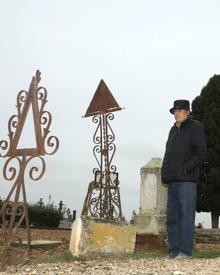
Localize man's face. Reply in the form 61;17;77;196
174;109;190;123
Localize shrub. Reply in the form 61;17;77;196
0;200;64;228
28;203;63;228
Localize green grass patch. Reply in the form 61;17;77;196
30;248;168;265
29;249;167;265
192;248;220;259
32;250;75;264
28;247;220;265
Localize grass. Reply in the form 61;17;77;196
32;250;75;264
29;247;220;265
192;248;220;259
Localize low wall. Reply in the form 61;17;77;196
195;229;220;244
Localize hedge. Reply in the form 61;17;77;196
0;201;64;228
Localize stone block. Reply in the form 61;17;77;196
69;217;136;256
140;158;167;215
134;158;167;252
136;213;166;235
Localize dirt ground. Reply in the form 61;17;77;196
0;228;71;265
14;228;71;242
0;228;220;265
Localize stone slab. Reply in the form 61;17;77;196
5;240;64;248
69;217;136;256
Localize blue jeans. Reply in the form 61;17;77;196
167;181;196;256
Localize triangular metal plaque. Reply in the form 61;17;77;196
7;70;44;157
84;79;121;117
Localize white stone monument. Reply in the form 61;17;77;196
136;157;167;235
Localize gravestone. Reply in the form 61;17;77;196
135;158;167;252
58;219;71;229
69;217;136;256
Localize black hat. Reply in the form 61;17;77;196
169;99;191;114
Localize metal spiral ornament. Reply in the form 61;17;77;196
25;156;46;181
81;79;123;221
0;70;59;266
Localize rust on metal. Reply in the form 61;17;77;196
0;70;59;266
6;70;45;157
84;79;122;117
82;80;123;221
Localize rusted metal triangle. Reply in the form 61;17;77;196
7;70;44;157
84;79;122;117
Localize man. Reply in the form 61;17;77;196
161;99;206;259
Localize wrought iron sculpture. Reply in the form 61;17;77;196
0;70;59;265
81;80;123;221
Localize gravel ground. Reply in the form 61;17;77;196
1;257;220;275
1;229;220;274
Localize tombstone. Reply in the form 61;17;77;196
130;210;137;224
58;219;71;229
81;79;123;221
69;217;136;256
72;210;76;222
135;158;167;252
58;200;64;212
69;81;136;256
58;208;71;229
38;198;44;208
66;208;71;219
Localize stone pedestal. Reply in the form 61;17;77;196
135;158;167;251
69;217;136;256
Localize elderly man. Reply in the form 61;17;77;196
161;99;206;259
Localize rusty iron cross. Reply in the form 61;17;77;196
82;80;123;221
0;70;59;266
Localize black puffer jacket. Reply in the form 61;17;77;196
161;118;207;184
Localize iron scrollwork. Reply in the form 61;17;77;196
0;70;59;266
82;79;123;221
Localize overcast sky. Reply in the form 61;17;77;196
0;0;219;227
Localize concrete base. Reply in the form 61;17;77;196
134;233;166;253
136;213;166;235
69;217;136;256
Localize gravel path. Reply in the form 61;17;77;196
1;257;220;275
